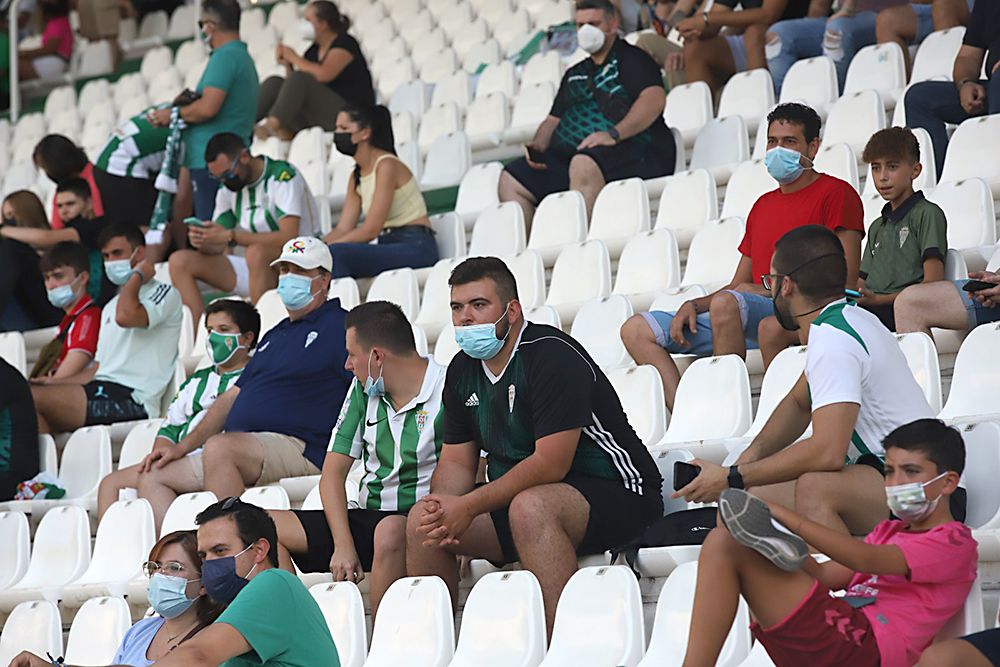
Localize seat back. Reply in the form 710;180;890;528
896;332;943;415
0;600;62;666
468;202;527;257
939;322;1000;422
681;219;745;290
256;289;287;337
476;61;517;99
935;574;985;641
451;571;546;667
747;346;807;438
608;366;667;446
433;324;461;367
417;102;461;151
665;355;752;443
664;82;712;145
240;486;291;510
525;306;562;329
570;296;634;370
587;178;651;248
0;332;26;376
417;258;462;331
613;229;681;300
911;27;966;83
430;70;471;109
843;42;906;100
502;250;546;310
813;142;859;192
309;582;368;667
59;426;112;499
16;505;90;589
940;115;1000;198
717;69;775;131
454;162;503;225
328;277;361;311
958;422;1000;530
118;420;161;470
367;268;421;321
823;90;886;156
430;212;467;260
366;576;455;666
521;50;562;90
545;241;612;309
80;499;155;583
420;131;472;189
528;190;588;263
389;79;429;119
719;160;777;220
0;511;30;589
690;116;750;173
509;82;556;132
779;55;838;110
927;177;997;250
64;596;133;665
160;491;218;536
653;169;718;249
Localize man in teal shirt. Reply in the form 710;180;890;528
149;0;258;220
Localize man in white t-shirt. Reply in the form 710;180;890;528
31;222;183;434
168;132;317;330
675;225;933;535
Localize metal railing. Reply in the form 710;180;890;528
8;0;21;121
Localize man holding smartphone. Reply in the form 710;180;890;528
894;271;1000;338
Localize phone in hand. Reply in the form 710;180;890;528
673;461;701;492
184;217;206;228
525;145;546;164
963;279;994;292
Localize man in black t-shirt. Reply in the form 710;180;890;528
406;257;663;634
500;0;675;228
905;0;1000;176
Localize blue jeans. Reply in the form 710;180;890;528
767;13;876;93
189;168;220;221
954;280;1000;330
328;226;440;279
640;291;775;354
904;78;1000;176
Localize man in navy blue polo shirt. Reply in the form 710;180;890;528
134;236;353;530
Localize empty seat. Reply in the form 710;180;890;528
813;142;860;192
0;511;30;590
464;93;509;150
665;82;713;148
139;45;173;82
652;169;718;251
492;9;531;50
910;27;965;83
520;49;562;91
430;70;472;109
0;331;26;376
160;491;218;536
779;55;838;114
959;421;1000;530
897;332;943;415
389;79;430;120
454;161;503;227
418;103;462;153
476;61;517;99
587;178;651;259
118;419;161;469
612;229;681;311
570;295;634;370
662;355;753;447
502;250;547;310
456;29;497;68
329;277;361;310
310;582;368;667
421;131;472;189
540;566;644;667
718;160;777;220
468;202;527;257
63;596;133;665
681;219;745;291
545;241;613;327
690;116;750;185
506;82;556;145
717;69;775;133
450;571;546;667
940;115;1000;199
0;600;62;666
367;268;421;321
525;305;562;328
420;48;460;85
527;190;588;267
430;212;467;260
938;323;1000;423
608;365;667;446
844;42;906;109
926;178;997;250
367;576;455;667
823;90;886;157
240;485;292;510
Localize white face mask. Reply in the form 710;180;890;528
577;23;606;54
886;472;948;523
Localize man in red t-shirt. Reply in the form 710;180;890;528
621;103;863;411
31;242;101;381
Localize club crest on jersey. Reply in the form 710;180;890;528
305;331;318;348
898;225;909;248
508;384;515;413
416;409;428;432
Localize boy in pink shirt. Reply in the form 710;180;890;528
680;418;977;667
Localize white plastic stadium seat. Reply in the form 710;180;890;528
779;55;838;114
434;324;461;366
525;305;562;329
329;277;361;310
367;268;421;322
0;511;30;590
662;355;753;448
166;4;196;39
843;42;906;109
450;571;546;667
587;178;650;259
520;50;562;91
506;82;556;145
664;82;712;148
420;48;460;85
468;203;527;257
527;190;588;267
910;27;965;83
936;574;985;641
492;9;531;51
926;178;997;250
502;250;547;310
454;162;503;227
717;69;775;133
420;132;472;189
612;229;681;311
431;70;472;110
255;289;286;337
160;491;218;536
652;169;718;251
476;61;517;99
392;111;418;147
608;366;667;447
822;90;886;157
637;562;751;667
0;600;62;666
957;422;1000;530
458;33;500;72
417;259;462;343
570;296;634;370
389;79;429;120
118;419;161;469
738;345;807;445
310;582;368;667
38;434;57;476
940;115;1000;198
718;160;777;221
367;576;455;667
0;331;27;376
681;219;745;291
464;93;509;150
240;486;291;510
813;142;860;192
545;241;613;327
896;332;943;415
938;323;1000;424
418;103;462;153
540;566;644;667
63;596;133;665
430;212;466;260
690;116;750;185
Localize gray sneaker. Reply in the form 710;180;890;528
718;489;809;572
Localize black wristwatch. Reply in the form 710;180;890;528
728;465;744;489
608;126;621;143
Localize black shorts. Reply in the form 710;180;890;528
962;628;1000;666
488;473;663;565
83;380;147;425
504;140;673;203
860;302;896;331
290;508;407;572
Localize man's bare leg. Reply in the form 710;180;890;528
683;35;737;92
168;250;238;332
894;282;969;338
757;316;801;369
567;154;606;221
201;432;266;500
621;315;682;411
97;465;140;519
795;465;887;536
30;384;87;434
709;292;747;359
370;515;408;618
921;638;994;667
244;242;281;305
875;5;917;73
498;171;538;232
136;457;203;533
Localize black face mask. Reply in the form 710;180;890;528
772;284;799;332
2;217;15;226
334;132;357;157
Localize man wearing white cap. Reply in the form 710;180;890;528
135;237;354;529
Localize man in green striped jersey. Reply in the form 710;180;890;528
95;107;170;182
96;299;260;531
168;132;318;330
269;301;444;617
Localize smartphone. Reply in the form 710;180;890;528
844;289;862;299
673;461;701;492
525;145;546;164
963;280;994;292
184;217;206;228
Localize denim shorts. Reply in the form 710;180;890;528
724;34;748;73
640;291;774;354
953;280;1000;330
911;4;940;44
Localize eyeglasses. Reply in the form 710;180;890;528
209;154;244;182
142;560;189;577
760;252;843;291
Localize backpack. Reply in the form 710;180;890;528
611;507;717;576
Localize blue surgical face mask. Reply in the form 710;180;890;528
764;146;811;185
46;275;82;309
148;573;198;619
277;273;319;311
201;544;257;605
455;304;511;360
364;349;385;398
104;248;138;286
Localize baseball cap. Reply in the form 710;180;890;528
270;236;333;272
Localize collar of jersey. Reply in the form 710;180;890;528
378;357;446;415
481;320;529;385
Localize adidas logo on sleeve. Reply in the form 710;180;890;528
465;393;480;407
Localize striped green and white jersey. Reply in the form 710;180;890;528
329;359;445;512
806;300;933;462
95;110;171;179
213;157;318;237
157;365;244;443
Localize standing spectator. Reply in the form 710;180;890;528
0;359;39;499
30;223;183;434
30;243;101;381
0;191;62;332
904;0;1000;176
16;0;72;81
168;132;316;329
148;0;259;221
77;0;122;67
499;0;675;227
323;105;438;278
621;103;863;409
255;0;375;140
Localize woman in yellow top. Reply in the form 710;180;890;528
323;104;439;278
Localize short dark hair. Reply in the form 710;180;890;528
204;132;247;164
771;225;846;302
55;177;92;201
883;419;965;476
33;135;88;183
202;0;240;31
767;103;822;144
449;257;519;304
195;497;279;568
345;301;416;355
39;241;90;275
97;221;145;251
862;126;920;165
576;0;615;16
205;299;262;350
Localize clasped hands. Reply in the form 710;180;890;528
414;494;474;548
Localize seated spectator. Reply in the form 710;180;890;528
633;0;698;89
621;103;863;410
96;299;259;524
675;225;934;537
16;0;72;81
77;0;123;69
499;0;675;227
0;191;62;332
0;359;39;499
406;257;663;633
894;268;1000;338
904;0;999;176
30;243;102;381
854;127;946;331
922;628;1000;666
135;237;352;530
168;132;315;328
270;301;445;617
681;419;976;667
255;1;375;140
674;0;813;94
322;105;438;278
31;223;183;434
767;0;937;93
876;0;969;74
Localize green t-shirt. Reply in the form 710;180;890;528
216;569;339;667
859;191;947;294
185;40;259;169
